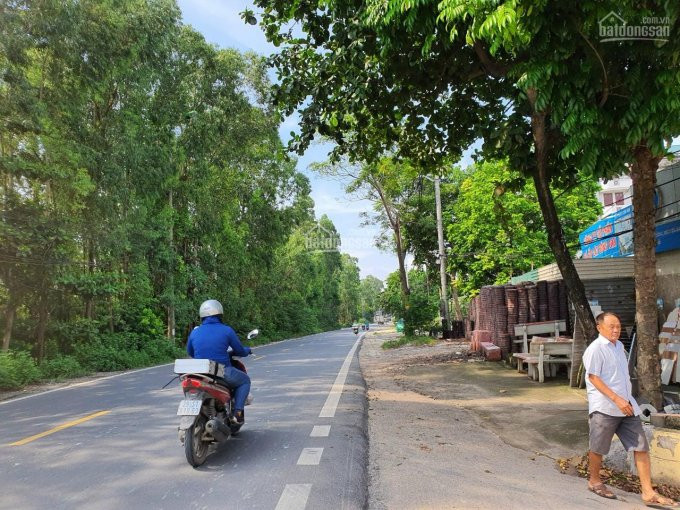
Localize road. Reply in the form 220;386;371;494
0;329;367;510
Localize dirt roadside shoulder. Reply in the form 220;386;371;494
359;328;644;510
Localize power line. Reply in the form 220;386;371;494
580;174;680;236
598;171;680;206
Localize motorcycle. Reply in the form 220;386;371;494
174;328;258;467
352;324;359;334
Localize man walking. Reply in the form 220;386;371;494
583;311;677;507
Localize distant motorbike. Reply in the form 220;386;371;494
174;329;258;467
352;325;359;334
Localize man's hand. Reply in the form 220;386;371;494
588;374;634;416
613;395;634;416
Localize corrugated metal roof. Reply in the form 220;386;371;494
537;258;635;281
510;269;538;284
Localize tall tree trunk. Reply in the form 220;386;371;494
167;189;175;340
528;95;598;344
631;145;662;408
108;298;114;333
2;300;16;352
35;293;49;362
372;177;410;303
394;216;410;301
84;240;95;320
434;176;451;334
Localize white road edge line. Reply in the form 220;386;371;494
310;425;331;437
0;363;174;406
297;447;324;465
318;334;362;418
275;484;312;510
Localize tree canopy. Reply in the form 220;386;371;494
446;160;602;295
253;0;680;403
0;0;362;388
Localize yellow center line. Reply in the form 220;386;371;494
8;410;111;446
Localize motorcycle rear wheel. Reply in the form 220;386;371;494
185;415;209;467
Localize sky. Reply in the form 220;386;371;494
176;0;400;281
175;1;677;280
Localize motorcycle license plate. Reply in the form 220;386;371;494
177;399;202;416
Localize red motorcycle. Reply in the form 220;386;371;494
174;329;258;467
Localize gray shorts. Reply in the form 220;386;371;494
589;412;649;455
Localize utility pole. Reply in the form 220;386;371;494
434;175;451;337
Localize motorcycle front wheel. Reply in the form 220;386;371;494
185;415;209;467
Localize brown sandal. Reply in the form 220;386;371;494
643;493;679;508
588;483;616;499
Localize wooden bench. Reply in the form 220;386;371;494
512;352;539;375
513;340;573;382
514;320;567;353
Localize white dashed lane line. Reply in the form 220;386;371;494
297;447;324;465
275;484;312;510
279;335;361;509
310;425;330;437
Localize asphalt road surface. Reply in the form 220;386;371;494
0;329;367;510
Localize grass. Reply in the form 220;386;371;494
382;335;437;350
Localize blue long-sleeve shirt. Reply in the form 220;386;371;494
186;316;252;365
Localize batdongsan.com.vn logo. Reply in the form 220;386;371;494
599;12;670;43
304;224;341;252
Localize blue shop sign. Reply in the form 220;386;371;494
579;205;633;258
579;200;680;258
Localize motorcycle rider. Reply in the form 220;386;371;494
186;299;252;424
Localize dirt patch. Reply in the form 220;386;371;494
360;328;643;509
393;359;590;457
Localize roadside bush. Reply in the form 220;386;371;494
39;355;88;380
382;335;437;350
73;332;183;372
0;351;41;390
142;335;185;364
74;337;147;372
53;318;102;351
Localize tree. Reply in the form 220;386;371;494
0;0;358;382
253;1;680;404
380;268;438;335
312;157;420;314
446;160;601;295
337;254;361;325
433;0;680;406
359;275;383;321
251;0;600;343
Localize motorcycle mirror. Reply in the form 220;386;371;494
247;329;259;340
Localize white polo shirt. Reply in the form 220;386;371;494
582;334;641;417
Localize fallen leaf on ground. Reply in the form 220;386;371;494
557;454;680;500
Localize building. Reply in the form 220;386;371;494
598;174;632;218
577;150;680;318
510;149;680;324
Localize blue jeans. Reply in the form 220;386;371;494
222;366;250;411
